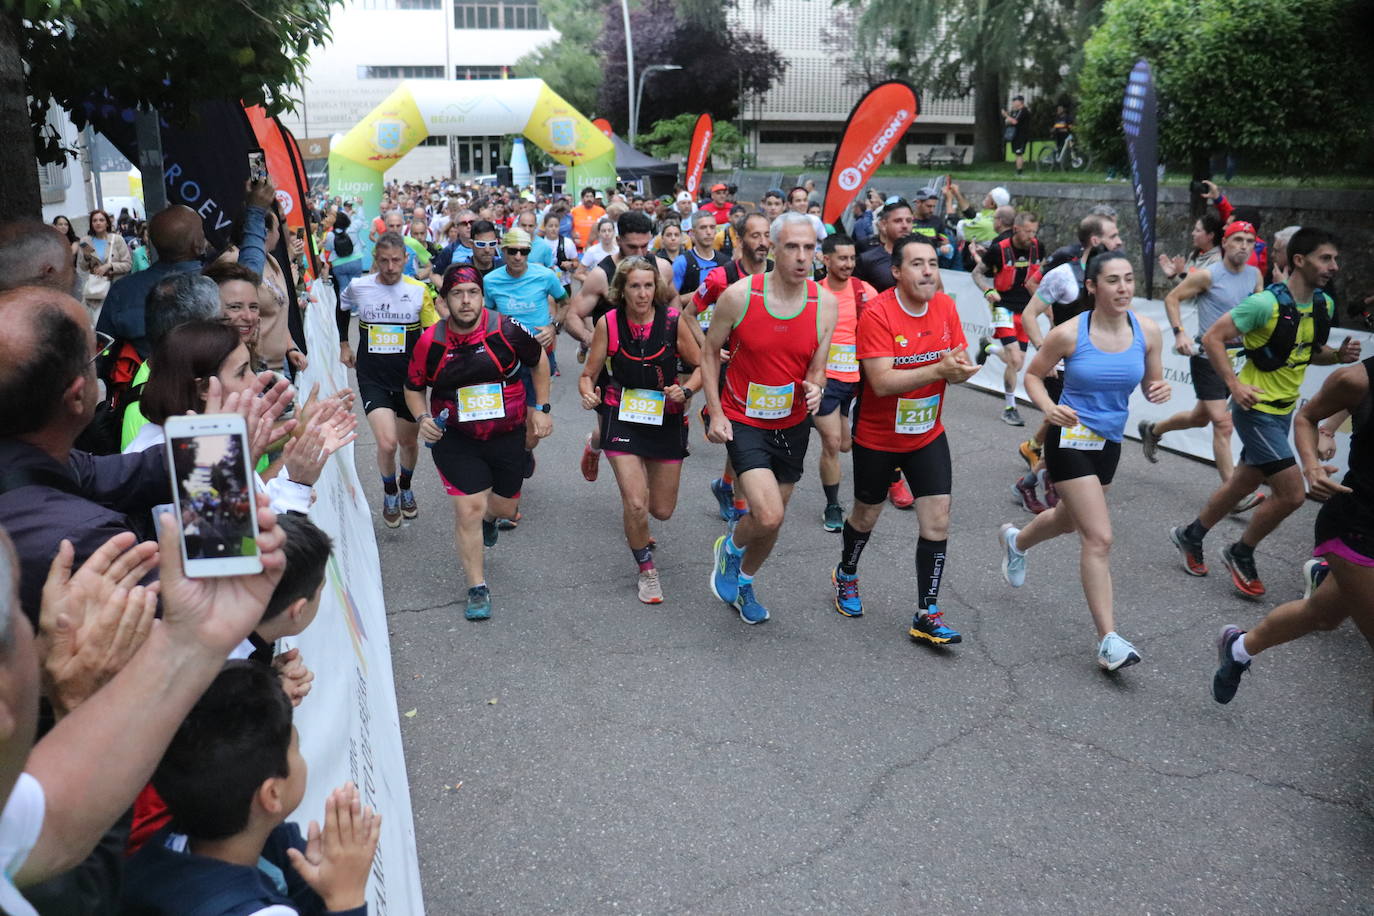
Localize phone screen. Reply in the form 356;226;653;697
248;149;268;184
166;418;261;577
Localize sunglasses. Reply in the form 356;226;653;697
89;331;114;365
504;248;531;256
472;239;499;249
458;219;475;226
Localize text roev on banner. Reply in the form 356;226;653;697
683;113;714;195
821;80;920;227
1122;60;1159;296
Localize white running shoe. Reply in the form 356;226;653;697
1097;632;1142;671
1000;523;1026;587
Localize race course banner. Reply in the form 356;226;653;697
1122;60;1160;296
944;271;1370;471
683;113;713;195
279;279;425;915
821;80;919;228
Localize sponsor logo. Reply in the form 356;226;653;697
847;108;911;183
549;118;576;149
275;190;294;215
838;167;862;192
894;334;909;347
372;117;406;153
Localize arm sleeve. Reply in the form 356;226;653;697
237;206;269;276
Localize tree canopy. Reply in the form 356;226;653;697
638;112;744;163
512;0;604;116
1077;0;1374;172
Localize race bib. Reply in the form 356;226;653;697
826;343;858;375
895;394;941;435
745;381;794;420
697;304;714;331
619;388;665;426
991;307;1014;331
456;383;504;422
1060;423;1106;451
367;324;406;354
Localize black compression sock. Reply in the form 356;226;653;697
917;537;948;610
381;474;398;495
398;465;414;491
840;522;870;575
823;482;840;506
1185;519;1209;543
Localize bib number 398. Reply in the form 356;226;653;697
1060;423;1106;451
895;394;940;435
619;388;665;426
456;383;504;422
367;324;406;354
745;381;794;420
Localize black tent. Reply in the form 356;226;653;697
542;134;678;196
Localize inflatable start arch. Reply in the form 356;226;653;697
329;78;617;226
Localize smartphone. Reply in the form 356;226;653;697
248;148;269;184
295;227;305;241
164;413;262;578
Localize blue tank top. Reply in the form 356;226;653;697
1060;310;1146;441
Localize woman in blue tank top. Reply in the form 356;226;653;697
998;251;1171;672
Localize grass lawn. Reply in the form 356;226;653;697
864;159;1374;190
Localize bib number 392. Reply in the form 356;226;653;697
367;324;406;354
456;383;504;422
1060;423;1106;451
619;388;665;426
745;381;795;420
895;394;940;435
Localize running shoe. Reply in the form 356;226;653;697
495;512;521;531
975;335;1003;366
1002;406;1026;427
710;535;741;605
1221;543;1266;597
888;476;915;510
1211;625;1250;703
1138;419;1161;463
580;432;600;482
822;503;844;533
1013;478;1047;514
637;568;664;604
465;585;492;621
1230;490;1266;514
832;566;863;617
1302;557;1329;599
576;343;589;364
1018;438;1042;470
482;519;498;548
710;477;734;521
1097;632;1141;671
1169;525;1208;576
1000;523;1026;587
909;606;961;644
1038;469;1059;508
733;582;769;624
399;488;419;520
524;451;537;480
382;492;402;528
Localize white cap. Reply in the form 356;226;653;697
676;191;693;204
989;186;1011;208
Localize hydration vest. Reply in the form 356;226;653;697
992;236;1043;292
606;305;681;392
1243;283;1331;373
422;310;521;396
679;250;728;294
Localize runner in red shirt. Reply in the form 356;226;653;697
832;236;980;645
814;233;878;531
699;183;733;223
703;212;837;624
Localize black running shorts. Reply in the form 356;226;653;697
852;434;952;506
725;418;812;485
1044;425;1121;485
431;428;526;499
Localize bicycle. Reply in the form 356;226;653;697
1037;131;1092;173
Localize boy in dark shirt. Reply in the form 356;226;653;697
121;662;380;916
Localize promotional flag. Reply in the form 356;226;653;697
821;81;919;227
683;112;713;195
1122;60;1159;295
592;117;613;138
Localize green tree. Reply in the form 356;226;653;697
1078;0;1374;177
638;112;744;164
2;0;341;216
513;0;607;117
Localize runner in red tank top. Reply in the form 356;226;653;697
701;212;838;625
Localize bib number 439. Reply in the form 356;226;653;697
745;381;794;420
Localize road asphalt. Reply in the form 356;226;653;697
356;340;1372;914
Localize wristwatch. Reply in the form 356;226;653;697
531;403;551;413
1171;326;1183;335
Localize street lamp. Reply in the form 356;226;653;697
630;64;683;147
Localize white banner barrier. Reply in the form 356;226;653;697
944;271;1370;471
278;279;425;915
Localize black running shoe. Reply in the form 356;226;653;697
1212;625;1250;704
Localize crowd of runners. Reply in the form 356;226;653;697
337;176;1371;699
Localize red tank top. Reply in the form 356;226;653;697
722;273;820;428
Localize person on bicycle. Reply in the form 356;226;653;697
1051;105;1074;154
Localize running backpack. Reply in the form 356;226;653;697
422;310;520;391
679;250;727;294
332;226;354;258
1243;283;1331;373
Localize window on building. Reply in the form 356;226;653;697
356;65;445;79
454;0;548;30
417;135;447;146
954;133;975;146
358;0;442;9
455;65;508;80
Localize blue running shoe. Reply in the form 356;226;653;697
1000;523;1026;587
733;582;769;624
909;606;961;644
1301;558;1329;600
832;566;863;617
710;478;734;521
399;488;418;519
382;492;402;528
465;585;492;621
710;535;740;604
1212;625;1249;703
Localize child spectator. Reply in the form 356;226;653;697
120;661;381;915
